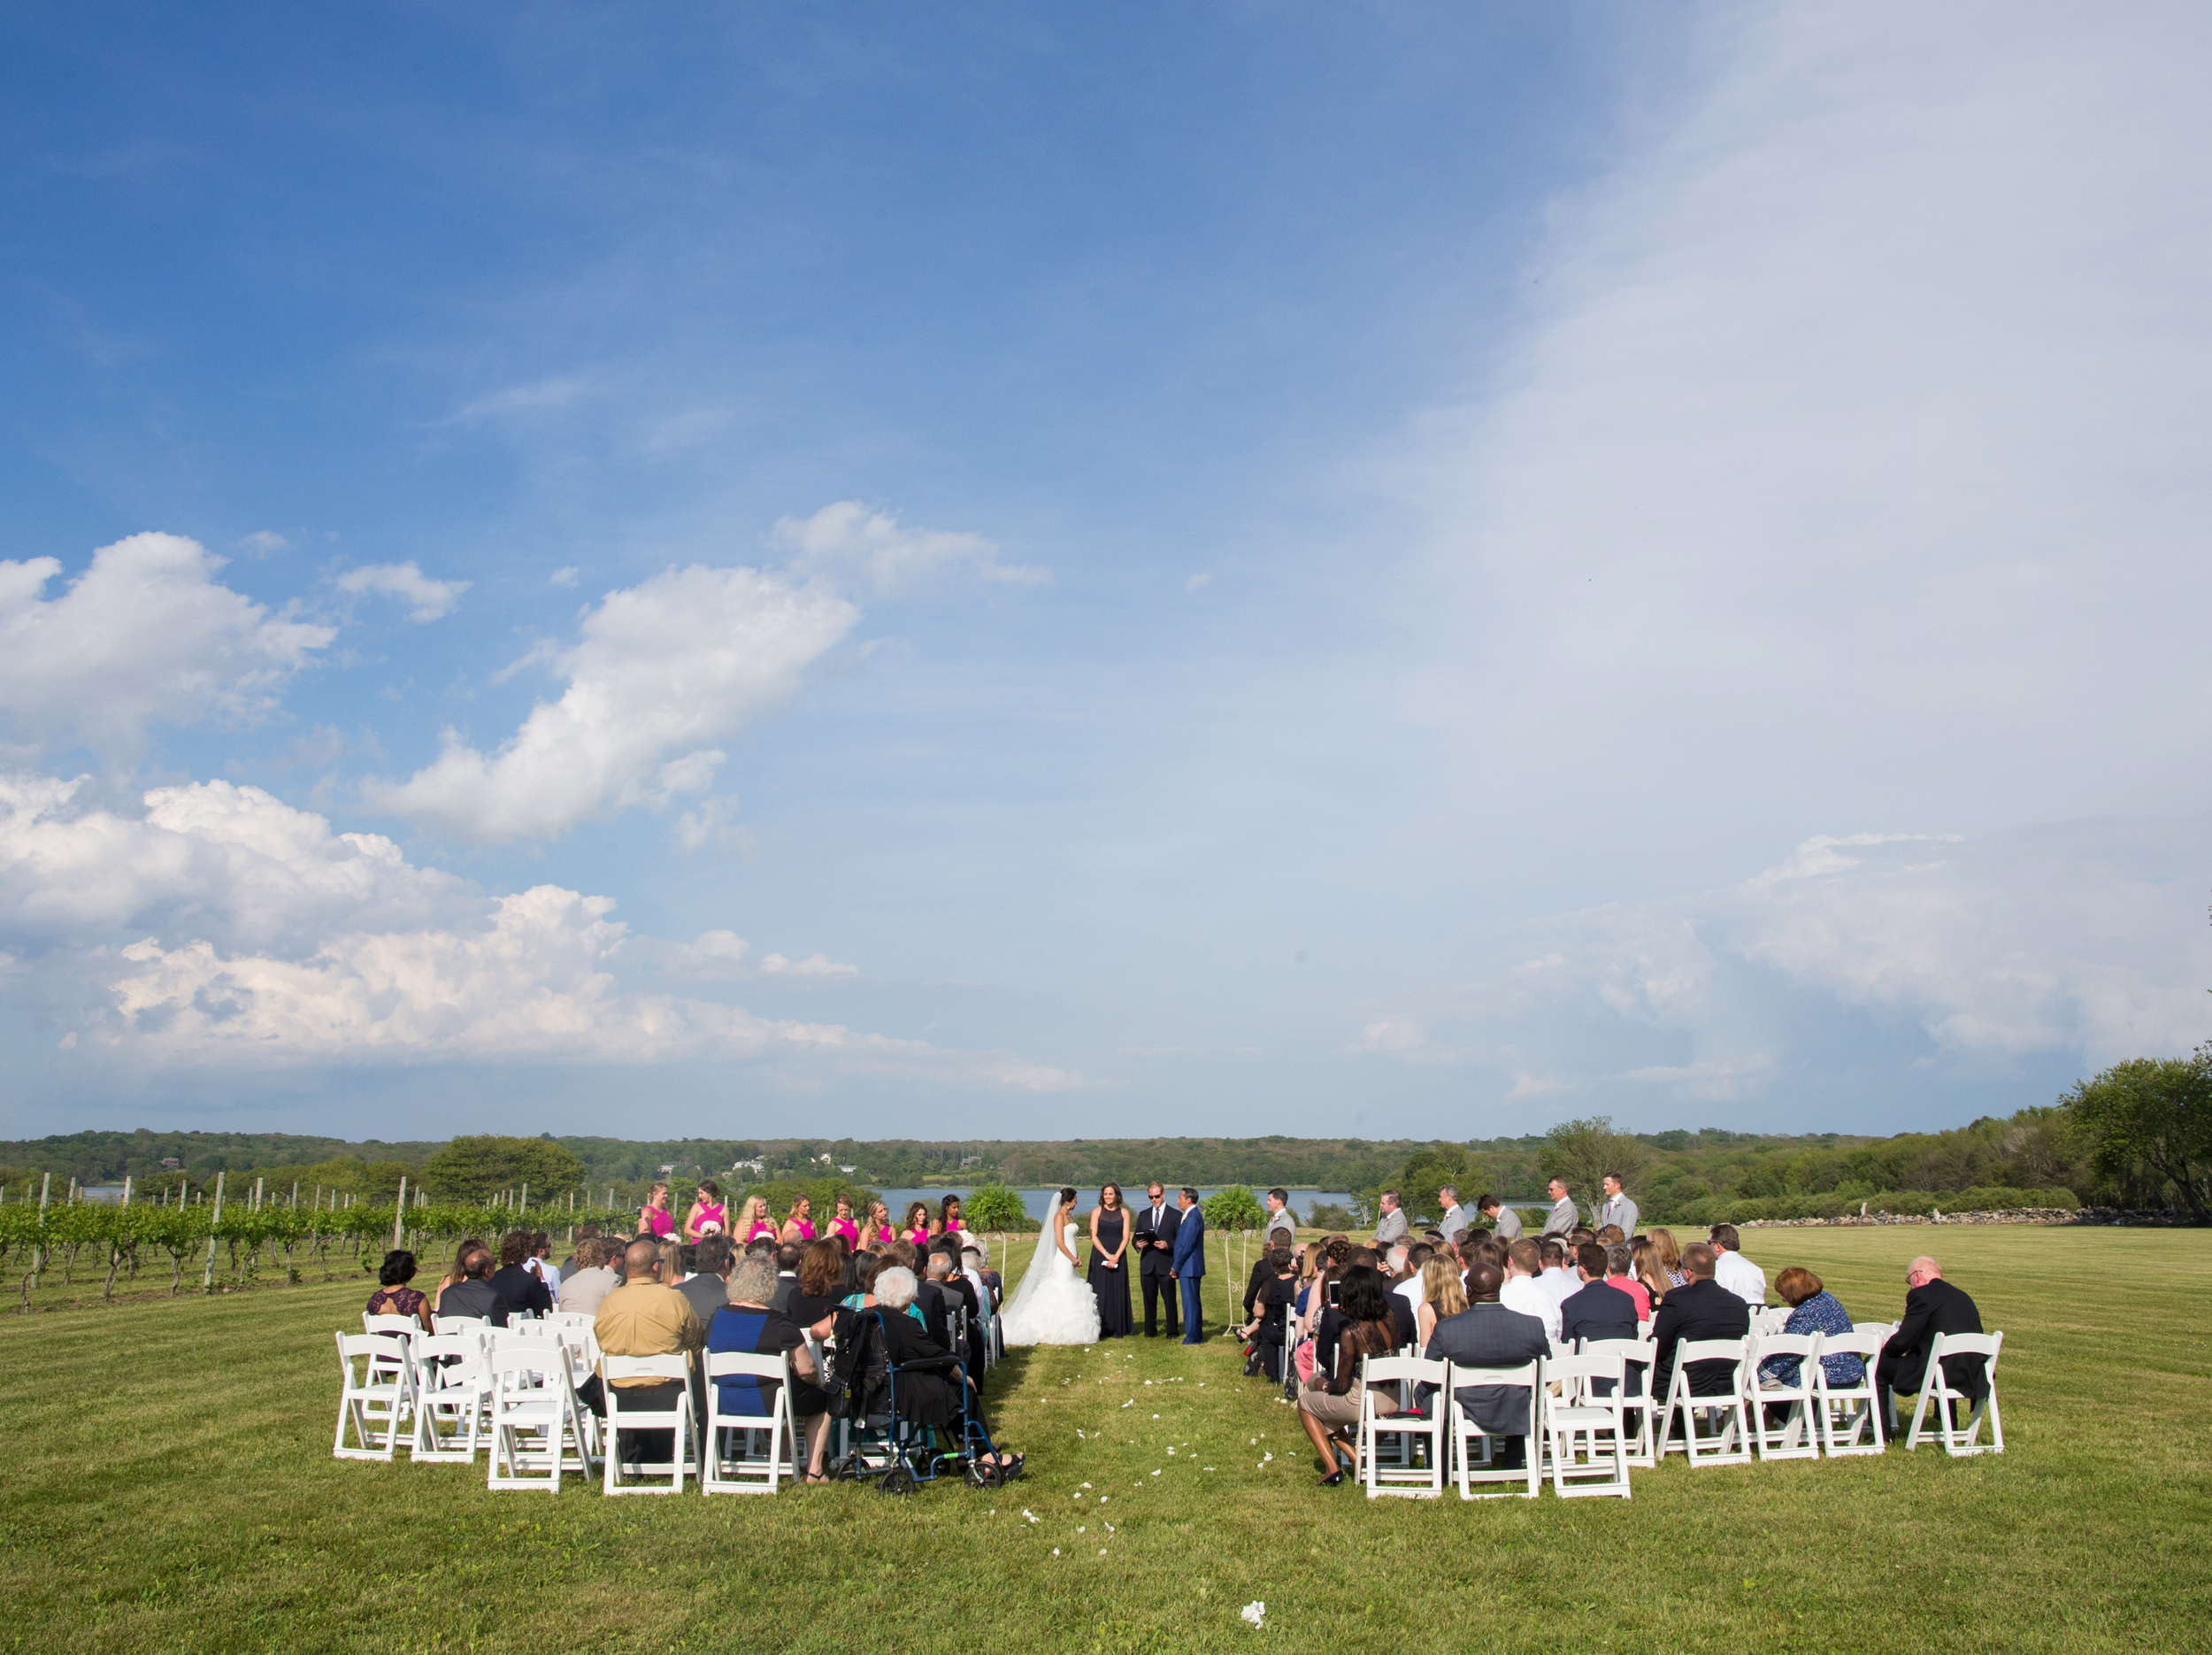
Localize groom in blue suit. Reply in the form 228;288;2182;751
1171;1187;1206;1344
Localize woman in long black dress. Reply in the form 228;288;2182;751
1087;1182;1133;1337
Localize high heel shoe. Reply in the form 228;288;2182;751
1317;1469;1346;1487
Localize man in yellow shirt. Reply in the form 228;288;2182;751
595;1239;706;1465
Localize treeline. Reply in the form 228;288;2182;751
5;1047;2205;1220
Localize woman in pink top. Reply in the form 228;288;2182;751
859;1199;893;1249
780;1193;817;1243
637;1182;674;1240
737;1194;776;1243
902;1200;934;1247
939;1193;965;1239
826;1195;861;1250
683;1180;728;1242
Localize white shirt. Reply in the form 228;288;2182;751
1714;1250;1767;1306
1439;1203;1466;1238
1500;1274;1563;1342
524;1257;561;1295
1394;1275;1426;1316
1538;1266;1578;1307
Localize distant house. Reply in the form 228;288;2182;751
838;1165;857;1174
81;1185;129;1205
159;1158;182;1171
732;1159;764;1175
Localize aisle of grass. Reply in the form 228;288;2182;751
0;1227;2206;1653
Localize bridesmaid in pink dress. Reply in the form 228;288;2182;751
902;1200;934;1248
737;1195;777;1243
826;1195;861;1251
939;1193;966;1243
637;1182;675;1241
859;1199;893;1250
780;1193;817;1244
683;1180;729;1242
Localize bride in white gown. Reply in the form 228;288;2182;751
1000;1187;1102;1346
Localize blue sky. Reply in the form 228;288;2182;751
3;3;2208;1142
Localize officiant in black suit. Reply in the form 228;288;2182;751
1137;1181;1183;1338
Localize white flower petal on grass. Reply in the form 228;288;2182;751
1240;1602;1265;1630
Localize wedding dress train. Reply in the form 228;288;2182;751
999;1195;1102;1346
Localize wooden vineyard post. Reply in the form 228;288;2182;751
201;1172;226;1293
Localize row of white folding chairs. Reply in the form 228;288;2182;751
336;1321;802;1496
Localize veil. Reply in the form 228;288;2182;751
1000;1190;1066;1332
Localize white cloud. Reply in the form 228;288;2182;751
672;796;750;855
1350;818;2212;1106
442;375;587;424
336;561;471;621
0;534;333;755
548;566;579;588
360;563;856;842
238;531;290;555
1409;1;2212;883
1185;572;1211;592
0;767;1070;1084
773;501;1048;595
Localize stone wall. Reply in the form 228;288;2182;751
1742;1206;2206;1228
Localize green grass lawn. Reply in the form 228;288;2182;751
1;1226;2207;1653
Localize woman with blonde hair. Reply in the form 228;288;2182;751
1649;1227;1686;1289
1632;1237;1669;1311
826;1193;861;1250
859;1198;893;1250
1414;1253;1468;1348
736;1194;777;1243
780;1192;817;1244
636;1182;674;1242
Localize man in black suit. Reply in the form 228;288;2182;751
1649;1243;1751;1405
1137;1181;1182;1338
1878;1255;1986;1428
1559;1243;1640;1344
1423;1263;1550;1461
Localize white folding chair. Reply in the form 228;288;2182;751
1578;1337;1656;1467
1657;1338;1752;1467
1906;1332;2003;1457
600;1354;696;1495
434;1313;490;1336
411;1330;492;1461
486;1341;595;1492
333;1331;415;1460
1743;1333;1822;1461
1357;1356;1448;1498
1544;1350;1631;1498
1635;1320;1654;1343
703;1351;796;1494
1813;1330;1886;1457
364;1312;425;1344
1447;1361;1542;1499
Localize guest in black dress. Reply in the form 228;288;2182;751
1088;1183;1133;1337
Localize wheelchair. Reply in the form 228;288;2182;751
826;1306;1016;1495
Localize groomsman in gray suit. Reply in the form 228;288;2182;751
1263;1188;1297;1247
1597;1174;1640;1236
1479;1193;1522;1240
1540;1178;1578;1239
1372;1190;1409;1247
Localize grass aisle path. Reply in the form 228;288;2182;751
0;1228;2205;1652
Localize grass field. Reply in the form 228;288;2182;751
2;1226;2207;1653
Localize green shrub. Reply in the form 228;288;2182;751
960;1182;1036;1234
1202;1184;1265;1232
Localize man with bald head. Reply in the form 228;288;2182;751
595;1237;707;1466
1878;1255;1985;1429
1422;1261;1551;1460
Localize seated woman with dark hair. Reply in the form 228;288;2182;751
792;1237;847;1338
488;1229;553;1320
1234;1246;1299;1381
1760;1266;1863;1389
1295;1264;1401;1486
367;1250;432;1330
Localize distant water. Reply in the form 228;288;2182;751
877;1187;1356;1223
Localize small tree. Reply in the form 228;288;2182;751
1202;1185;1265;1232
2062;1048;2212;1212
421;1135;586;1205
1541;1118;1651;1223
961;1182;1033;1234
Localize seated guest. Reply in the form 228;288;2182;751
1296;1266;1402;1486
523;1230;560;1297
557;1237;619;1314
1391;1242;1434;1328
594;1238;707;1464
870;1267;1021;1474
1649;1243;1751;1405
707;1255;833;1482
959;1244;996;1313
964;1244;1002;1311
1632;1238;1670;1312
1560;1243;1640;1346
841;1250;887;1310
1236;1246;1299;1381
434;1236;486;1298
678;1234;735;1326
436;1246;507;1326
366;1249;432;1330
1413;1254;1466;1348
1605;1244;1652;1321
1537;1238;1579;1307
1649;1227;1686;1289
1499;1240;1563;1342
1709;1223;1768;1306
560;1222;602;1275
767;1240;804;1317
791;1238;848;1336
1759;1265;1862;1389
1878;1256;1985;1429
1422;1262;1549;1467
1595;1224;1626;1248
